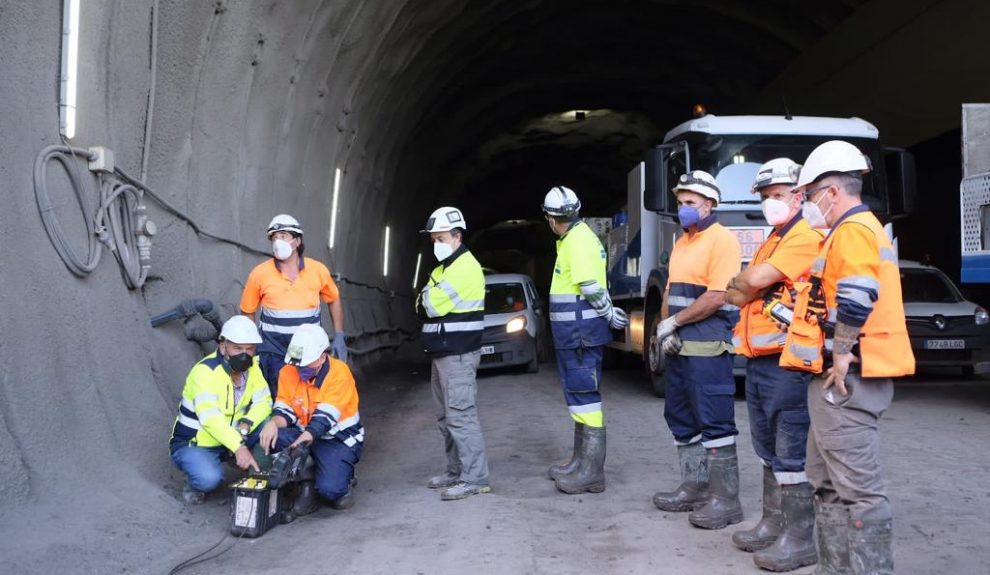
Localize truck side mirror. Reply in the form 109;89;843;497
883;147;918;216
644;142;689;213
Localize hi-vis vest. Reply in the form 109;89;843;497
549;221;611;349
788;210;915;377
734;218;822;358
418;246;485;356
169;352;273;453
273;359;364;448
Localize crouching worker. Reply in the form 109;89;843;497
170;316;273;504
258;324;364;515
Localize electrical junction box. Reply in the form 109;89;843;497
88;146;115;173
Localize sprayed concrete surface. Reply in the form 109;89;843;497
0;361;987;574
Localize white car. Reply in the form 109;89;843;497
480;273;548;372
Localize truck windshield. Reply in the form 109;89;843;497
668;134;886;214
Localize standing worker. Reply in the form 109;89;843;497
416;207;492;501
240;214;348;395
652;171;743;530
725;158;822;571
169;316;272;504
791;141;914;574
542;186;628;495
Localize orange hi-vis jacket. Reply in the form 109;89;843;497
273;357;364;447
734;215;823;358
812;208;915;378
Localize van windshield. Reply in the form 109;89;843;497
485;283;527;314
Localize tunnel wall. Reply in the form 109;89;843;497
0;0;428;509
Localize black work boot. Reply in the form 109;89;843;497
653;442;709;512
848;517;893;575
814;499;850;575
548;422;585;480
554;426;606;494
292;480;319;516
754;482;817;571
689;444;744;530
733;466;783;552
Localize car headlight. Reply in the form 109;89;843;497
976;307;989;325
506;316;527;333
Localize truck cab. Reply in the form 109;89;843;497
607;114;916;396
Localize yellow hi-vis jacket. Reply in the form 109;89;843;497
416;245;485;356
169;352;273;453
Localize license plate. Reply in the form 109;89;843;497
481;345;495;355
730;228;768;260
924;339;965;350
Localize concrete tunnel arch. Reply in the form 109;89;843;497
1;0;989;517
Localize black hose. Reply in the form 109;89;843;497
150;299;222;337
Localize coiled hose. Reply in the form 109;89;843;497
34;145;102;277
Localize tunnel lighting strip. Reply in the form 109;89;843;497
60;0;80;139
329;168;342;249
412;253;422;289
383;225;391;277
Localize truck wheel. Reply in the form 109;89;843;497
644;311;667;397
526;339;539;373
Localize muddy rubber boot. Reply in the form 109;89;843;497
813;500;850;575
653;442;710;512
848;518;893;575
292;480;319;516
548;422;585;480
754;482;817;571
689;444;744;530
733;466;783;552
554;425;606;494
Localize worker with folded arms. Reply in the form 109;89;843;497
169;316;272;504
258;324;364;515
240;214;347;395
791;141;914;574
652;170;743;531
725;158;823;572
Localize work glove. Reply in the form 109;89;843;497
609;308;629;330
655;315;680;342
661;332;682;355
331;331;348;362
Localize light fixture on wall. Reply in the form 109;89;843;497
383;225;390;277
412;252;422;289
329;167;342;249
60;0;81;139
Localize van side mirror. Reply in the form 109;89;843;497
883;147;918;216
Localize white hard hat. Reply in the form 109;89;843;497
752;158;801;192
220;315;262;344
794;140;871;190
541;186;581;217
672;170;721;206
284;324;330;366
267;214;304;237
422;207;467;233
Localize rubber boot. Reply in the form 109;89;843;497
689;444;744;530
292;480;319;516
548;422;585;480
554;426;606;494
813;500;850;575
733;466;782;552
754;482;817;572
848;518;893;575
653;442;709;512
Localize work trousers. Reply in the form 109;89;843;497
554;346;604;427
745;354;812;484
171;422;265;493
259;352;284;397
807;371;893;521
664;352;738;447
274;428;362;502
431;350;490;486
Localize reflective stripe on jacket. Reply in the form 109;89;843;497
549;221;611;349
273;358;364;447
417;246;485;356
169;352;273;453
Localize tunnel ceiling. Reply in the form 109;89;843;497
366;0;871;229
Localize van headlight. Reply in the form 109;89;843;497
506;316;527;333
976;307;989;325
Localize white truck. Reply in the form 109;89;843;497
606;113;917;396
959;104;990;283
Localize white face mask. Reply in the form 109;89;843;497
761;198;791;226
433;241;454;261
802;192;833;229
272;238;294;260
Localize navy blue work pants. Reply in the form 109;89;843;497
745;354;811;484
275;427;361;503
663;352;738;447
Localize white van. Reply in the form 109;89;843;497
480;273;548;372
